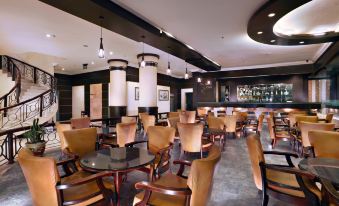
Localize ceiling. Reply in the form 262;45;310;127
0;0;200;77
0;0;336;76
274;0;339;36
112;0;333;70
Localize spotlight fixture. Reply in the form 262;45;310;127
83;63;88;70
299;41;305;44
98;16;105;59
109;51;114;55
206;80;211;85
184;62;189;79
197;77;202;83
61;68;65;71
91;61;95;65
257;31;263;34
270;39;276;43
268;13;275;17
140;36;146;68
46;33;55;38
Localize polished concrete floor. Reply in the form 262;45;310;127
0;124;299;206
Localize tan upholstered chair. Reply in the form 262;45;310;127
70;117;91;129
177;122;205;158
246;134;321;206
179;111;196;123
133;145;221;206
197;108;208;118
116;122;137;147
222;115;237;137
18;148;114;206
141;115;156;136
168;112;180;118
207;116;225;149
299;122;335;148
63;127;97;158
121;116;137;123
318;113;334;123
167;117;180;139
126;126;175;177
295;115;318;126
267;117;292;148
56;122;72;150
309;131;339;159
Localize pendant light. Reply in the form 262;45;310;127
140;36;146;68
197;77;202;83
184;62;189;79
167;52;171;75
98;16;105;59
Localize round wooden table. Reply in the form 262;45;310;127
80;147;155;206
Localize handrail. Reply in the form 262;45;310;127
0;56;22;108
0;55;57;129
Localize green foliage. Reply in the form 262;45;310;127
24;119;45;143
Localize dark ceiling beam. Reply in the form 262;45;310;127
193;64;315;79
314;42;339;69
248;0;339;46
39;0;221;71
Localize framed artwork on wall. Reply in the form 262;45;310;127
135;87;139;100
158;90;169;101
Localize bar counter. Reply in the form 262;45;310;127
197;102;321;109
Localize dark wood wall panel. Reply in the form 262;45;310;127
55;74;72;121
102;83;109;118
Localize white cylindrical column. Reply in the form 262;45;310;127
137;53;159;116
108;59;128;118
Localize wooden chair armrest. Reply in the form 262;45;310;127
135;181;192;196
321;178;339;202
61;148;79;160
173;160;192;178
56;171;113;190
56;156;77;166
100;142;119;148
125;140;148;148
263;150;298;167
265;164;316;180
157;143;173;154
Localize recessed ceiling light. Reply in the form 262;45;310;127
46;33;55;38
268;13;275;17
83;44;88;47
270;39;276;43
299;41;304;44
257;31;263;35
61;68;65;71
91;61;95;65
109;51;113;55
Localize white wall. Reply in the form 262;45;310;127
181;88;193;110
72;85;84;118
126;81;170;115
157;85;170;113
0;72;15;97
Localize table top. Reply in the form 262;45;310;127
80;147;155;172
299;158;339;185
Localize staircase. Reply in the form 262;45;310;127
0;55;58;131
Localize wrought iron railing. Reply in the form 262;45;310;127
0;56;21;109
0;55;57;129
0;117;120;165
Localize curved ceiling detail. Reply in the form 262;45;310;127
248;0;339;46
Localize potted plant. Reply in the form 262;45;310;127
24;119;46;156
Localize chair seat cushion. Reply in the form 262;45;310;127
62;171;114;206
266;168;321;199
133;173;188;206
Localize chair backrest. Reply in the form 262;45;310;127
177;123;203;152
223;115;237;132
309;131;339;159
121;116;137;123
187;145;221;206
63;127;97;157
326;113;334;123
167;117;180;137
207;116;225;130
18;148;59;206
70;117;91;129
295;115;318;127
56;122;72;150
299;122;335;147
197;108;208;117
257;114;265;132
116;122;137;147
246;134;265;190
266;117;275;140
141;115;156;133
168;112;180;118
179;111;196;123
147;126;175;154
139;112;149;120
208;111;215;117
233;111;247;122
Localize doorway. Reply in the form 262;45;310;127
185;92;193;111
181;88;193;111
